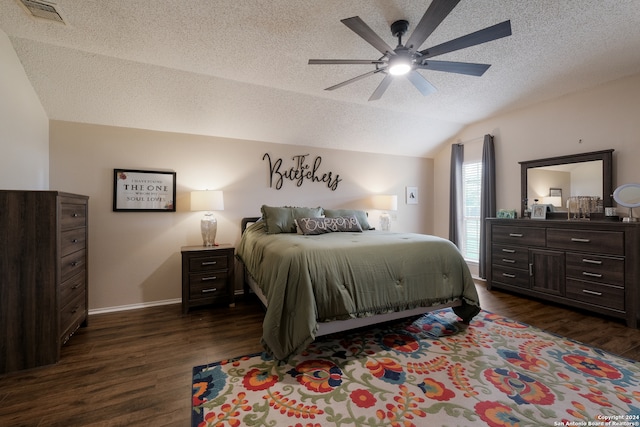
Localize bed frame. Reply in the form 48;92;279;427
239;217;462;336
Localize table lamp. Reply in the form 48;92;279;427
190;190;224;246
372;194;398;231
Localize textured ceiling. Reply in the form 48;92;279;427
2;0;640;157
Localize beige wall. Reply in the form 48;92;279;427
49;121;433;311
433;72;640;238
0;30;49;190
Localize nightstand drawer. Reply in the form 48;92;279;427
189;271;229;299
189;254;228;272
566;278;624;311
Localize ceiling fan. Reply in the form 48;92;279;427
308;0;512;101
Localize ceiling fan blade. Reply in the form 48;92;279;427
417;60;491;76
341;16;395;55
419;20;512;59
325;69;382;91
405;0;461;51
406;70;437;96
369;74;394;101
309;59;385;65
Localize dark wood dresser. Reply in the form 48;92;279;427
485;218;639;328
0;190;89;375
181;244;235;313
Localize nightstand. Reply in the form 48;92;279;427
181;244;235;314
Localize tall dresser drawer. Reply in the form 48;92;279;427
565;253;624;284
60;291;86;343
491;265;530;289
566;279;624;311
60;202;87;229
547;229;624;255
492;245;529;269
61;249;87;282
492;225;545;247
59;271;86;308
61;228;87;257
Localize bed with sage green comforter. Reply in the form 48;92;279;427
236;221;480;361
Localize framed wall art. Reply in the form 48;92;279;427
113;169;176;212
406;186;418;204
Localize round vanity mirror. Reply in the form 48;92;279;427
613;183;640;222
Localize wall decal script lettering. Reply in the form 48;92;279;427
263;153;342;191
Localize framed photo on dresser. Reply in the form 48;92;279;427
531;204;547;220
113;169;176;212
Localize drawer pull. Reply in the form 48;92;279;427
72;213;79;217
582;272;603;278
501;258;516;263
70;261;79;267
582;289;603;296
72;284;81;290
72;239;79;243
502;273;516;278
201;288;218;293
571;238;591;243
201;276;218;281
71;306;80;314
501;248;515;253
201;261;218;266
582;258;602;265
509;233;523;238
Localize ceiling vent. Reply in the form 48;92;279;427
17;0;65;24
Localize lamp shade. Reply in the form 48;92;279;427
372;194;398;211
190;190;224;212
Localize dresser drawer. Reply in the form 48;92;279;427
547;229;624;255
189;254;228;272
492;245;529;269
59;271;86;308
565;253;624;284
566;278;624;311
60;249;87;282
189;271;230;300
60;202;87;230
60;291;86;341
61;228;87;257
492;226;545;247
491;265;530;289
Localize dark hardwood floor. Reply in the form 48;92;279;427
1;282;639;426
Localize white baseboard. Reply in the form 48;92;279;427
88;298;181;315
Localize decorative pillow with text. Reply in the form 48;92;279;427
295;215;363;235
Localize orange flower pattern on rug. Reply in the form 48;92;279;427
192;309;640;427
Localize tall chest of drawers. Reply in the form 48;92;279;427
485;219;639;328
0;191;89;375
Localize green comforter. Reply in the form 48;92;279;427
236;221;480;360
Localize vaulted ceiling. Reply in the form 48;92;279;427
2;0;640;157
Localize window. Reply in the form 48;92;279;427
462;161;482;261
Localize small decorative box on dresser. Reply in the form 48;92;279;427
181;244;235;313
485;218;639;328
0;190;89;375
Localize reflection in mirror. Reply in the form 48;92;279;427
520;150;613;219
527;161;602;211
613;183;640;222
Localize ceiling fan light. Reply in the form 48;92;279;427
388;55;411;76
389;63;411;75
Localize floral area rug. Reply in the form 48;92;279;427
192;309;640;427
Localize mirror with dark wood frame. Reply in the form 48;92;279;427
520;149;614;219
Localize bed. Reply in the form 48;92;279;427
236;207;481;361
